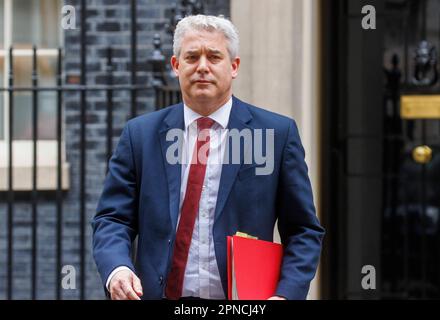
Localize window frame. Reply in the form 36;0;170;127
0;0;69;191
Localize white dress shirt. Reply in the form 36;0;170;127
106;97;232;299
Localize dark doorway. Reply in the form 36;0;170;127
322;0;440;299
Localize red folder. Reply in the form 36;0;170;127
227;234;283;300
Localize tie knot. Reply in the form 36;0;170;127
197;117;215;130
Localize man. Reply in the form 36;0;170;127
92;14;324;300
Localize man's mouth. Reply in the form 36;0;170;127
194;80;213;84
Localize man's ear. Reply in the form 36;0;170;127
231;56;240;79
171;56;179;77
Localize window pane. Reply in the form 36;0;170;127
38;92;56;139
12;55;57;140
13;92;31;140
12;92;56;140
12;54;57;87
38;55;57;139
38;53;57;87
13;54;32;87
13;0;61;48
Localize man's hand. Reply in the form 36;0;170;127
268;295;287;300
109;269;143;300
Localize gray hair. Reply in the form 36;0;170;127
173;15;239;60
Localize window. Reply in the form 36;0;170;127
0;0;62;141
0;0;69;191
0;65;3;140
0;0;4;140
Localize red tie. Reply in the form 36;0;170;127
165;117;215;299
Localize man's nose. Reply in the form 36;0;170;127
196;56;209;73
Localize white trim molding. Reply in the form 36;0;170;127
0;140;70;191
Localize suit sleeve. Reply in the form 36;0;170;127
275;119;325;300
91;123;139;289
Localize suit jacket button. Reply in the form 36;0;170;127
168;239;171;245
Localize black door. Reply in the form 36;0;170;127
322;0;440;299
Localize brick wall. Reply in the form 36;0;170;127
0;0;230;300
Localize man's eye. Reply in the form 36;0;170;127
186;55;197;61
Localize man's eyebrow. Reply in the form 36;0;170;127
183;49;224;55
184;49;200;55
207;49;223;55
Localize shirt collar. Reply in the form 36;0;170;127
183;97;233;130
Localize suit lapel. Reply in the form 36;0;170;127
214;96;253;223
158;104;184;232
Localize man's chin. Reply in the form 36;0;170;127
191;91;215;100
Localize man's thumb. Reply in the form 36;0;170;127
132;274;143;296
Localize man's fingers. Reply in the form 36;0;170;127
110;279;139;300
121;282;141;300
111;282;127;300
132;274;143;297
111;289;124;300
267;296;287;300
108;269;143;300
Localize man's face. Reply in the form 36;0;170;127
171;30;240;107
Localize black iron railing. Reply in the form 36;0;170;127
0;0;195;300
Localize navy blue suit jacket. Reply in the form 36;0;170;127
92;96;325;300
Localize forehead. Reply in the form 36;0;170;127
180;30;228;52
